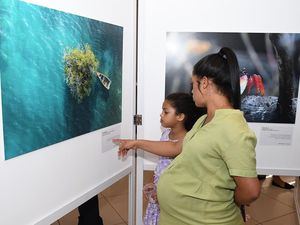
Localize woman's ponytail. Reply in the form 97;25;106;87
218;47;241;109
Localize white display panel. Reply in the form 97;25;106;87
137;0;300;224
0;0;136;224
138;0;300;176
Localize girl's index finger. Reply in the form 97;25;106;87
112;138;123;144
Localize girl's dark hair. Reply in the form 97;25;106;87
192;47;241;109
166;92;206;131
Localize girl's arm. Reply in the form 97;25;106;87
233;176;261;206
113;139;183;157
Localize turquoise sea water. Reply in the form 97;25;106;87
0;0;123;159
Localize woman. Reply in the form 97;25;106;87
115;47;260;225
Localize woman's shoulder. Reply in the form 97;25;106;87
216;109;255;136
216;109;246;124
213;111;257;150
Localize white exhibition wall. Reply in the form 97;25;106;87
138;0;300;174
0;0;136;225
137;1;300;223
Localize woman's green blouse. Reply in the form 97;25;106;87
157;109;257;225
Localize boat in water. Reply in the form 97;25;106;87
96;72;111;90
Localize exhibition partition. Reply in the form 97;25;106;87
136;0;300;224
0;0;136;224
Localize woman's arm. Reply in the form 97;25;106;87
233;176;261;206
113;139;182;157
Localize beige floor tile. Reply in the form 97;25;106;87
99;196;125;225
58;208;79;225
259;176;296;209
104;193;128;223
102;175;128;198
144;171;154;184
262;185;295;208
244;214;262;225
51;221;60;225
259;177;273;189
246;193;295;223
261;212;299;225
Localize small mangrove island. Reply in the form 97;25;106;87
64;44;99;103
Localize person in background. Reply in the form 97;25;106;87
272;176;294;189
116;47;261;225
78;195;103;225
258;175;294;189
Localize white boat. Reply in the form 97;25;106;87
96;72;111;90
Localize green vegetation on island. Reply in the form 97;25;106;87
64;44;99;103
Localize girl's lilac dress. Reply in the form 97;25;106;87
144;129;173;225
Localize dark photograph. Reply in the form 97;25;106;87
165;32;300;124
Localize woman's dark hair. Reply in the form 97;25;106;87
192;47;241;109
166;92;206;131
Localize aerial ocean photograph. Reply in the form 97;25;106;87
0;0;123;159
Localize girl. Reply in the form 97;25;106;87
116;47;260;225
143;93;204;225
115;93;204;224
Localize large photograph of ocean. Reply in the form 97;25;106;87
0;0;123;159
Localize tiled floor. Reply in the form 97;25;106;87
52;173;298;225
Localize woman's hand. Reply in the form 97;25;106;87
113;139;137;157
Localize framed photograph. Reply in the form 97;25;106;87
165;32;300;124
0;0;123;159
